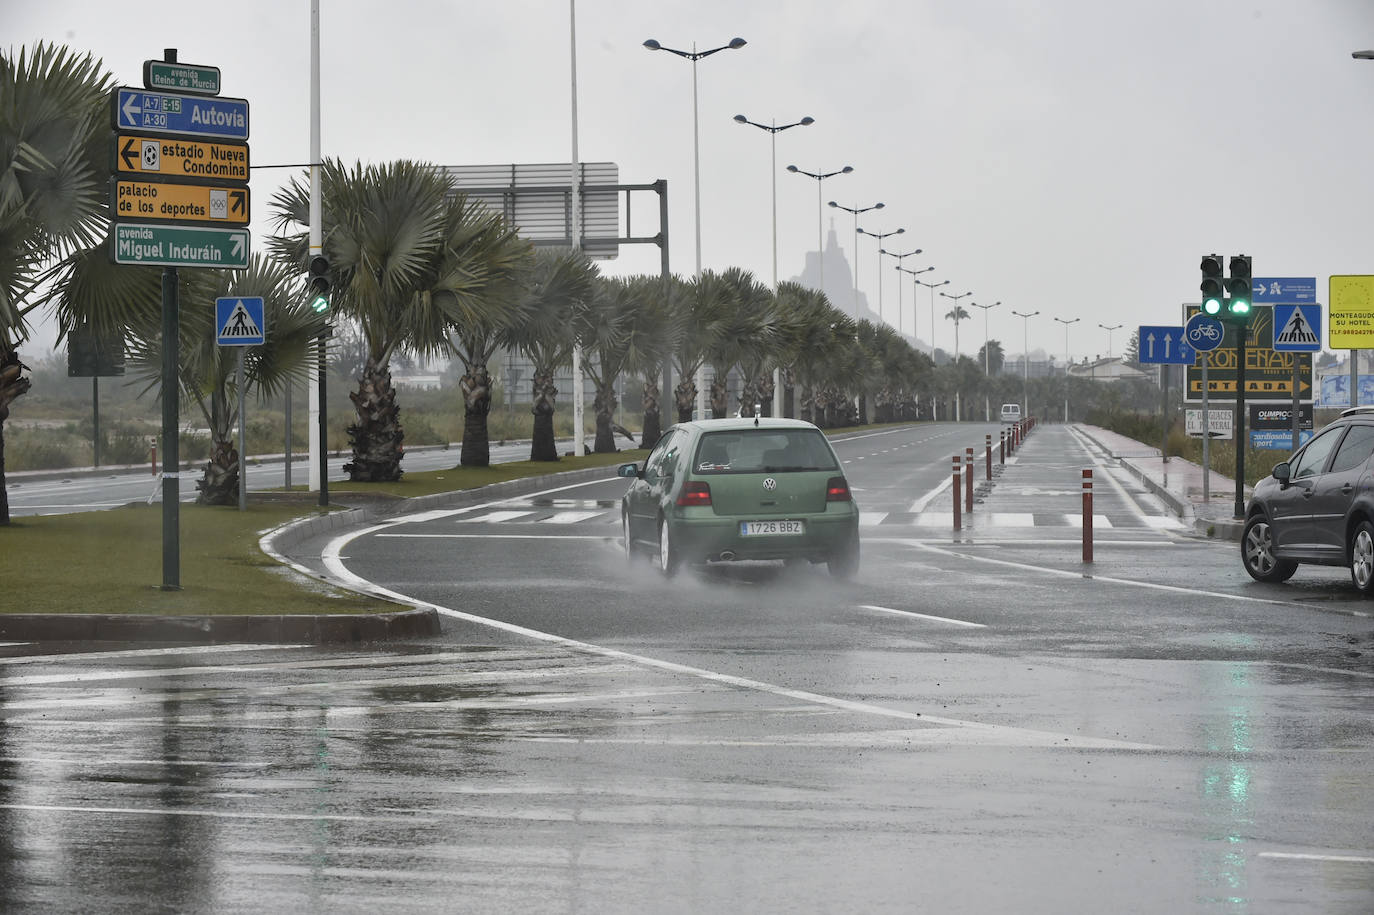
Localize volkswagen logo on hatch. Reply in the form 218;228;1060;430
762;478;777;491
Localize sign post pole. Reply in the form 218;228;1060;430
1202;357;1209;501
237;347;247;512
161;265;179;590
1235;328;1247;520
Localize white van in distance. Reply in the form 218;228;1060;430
1000;403;1022;424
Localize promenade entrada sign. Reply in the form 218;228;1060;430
1182;305;1311;402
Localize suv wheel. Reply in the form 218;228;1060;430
1241;516;1298;583
1350;521;1374;595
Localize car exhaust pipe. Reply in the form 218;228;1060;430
718;551;736;562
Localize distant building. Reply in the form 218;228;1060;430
1067;357;1151;382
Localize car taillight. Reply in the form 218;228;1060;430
826;477;852;502
676;481;712;507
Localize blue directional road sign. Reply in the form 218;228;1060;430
1272;303;1322;352
216;297;264;346
1251;277;1316;305
1184;313;1225;352
112;87;249;141
1138;325;1195;364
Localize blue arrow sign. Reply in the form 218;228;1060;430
1251;276;1316;304
1184;313;1225;352
112;87;249;141
216;297;264;346
1272;303;1322;352
1138;325;1195;364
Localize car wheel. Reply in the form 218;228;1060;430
1350;521;1374;595
622;512;635;563
657;518;680;578
827;534;860;580
1241;516;1298;583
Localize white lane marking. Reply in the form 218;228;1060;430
1067;424;1180;523
1065;514;1114;528
0;803;424;824
902;539;1318;607
909;475;955;512
458;510;534;523
858;513;888;526
0;644;309;667
317;533;1154;750
988;513;1035;527
540;511;604;524
1258;852;1374;865
378;533;610;540
859;605;987;628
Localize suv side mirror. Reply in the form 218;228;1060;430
1272;461;1291;485
616;462;642;479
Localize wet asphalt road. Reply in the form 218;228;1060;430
2;422;1372;912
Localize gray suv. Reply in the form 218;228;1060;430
1242;407;1374;592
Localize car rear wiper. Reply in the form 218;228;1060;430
762;465;820;472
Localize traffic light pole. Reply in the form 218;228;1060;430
1235;327;1246;519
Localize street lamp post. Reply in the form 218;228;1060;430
856;226;904;323
896;265;934;340
1011;309;1039;419
788;164;853;299
828;200;883;318
1098;322;1122;360
881;249;923;334
940;289;973;422
735;112;813;417
644;34;747;421
969;300;1001;421
1054;316;1080;422
915;278;949;360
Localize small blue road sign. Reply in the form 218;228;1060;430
1272;303;1322;352
113;87;250;141
216;296;264;345
1184;313;1225;352
1251;429;1312;451
1138;325;1195;364
1251;277;1317;305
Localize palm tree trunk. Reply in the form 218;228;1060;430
709;377;728;419
640;377;662;447
529;370;558;461
344;358;405;481
0;350;33;525
757;372;775;417
674;377;695;423
593;384;617;453
460;363;492;467
195;438;239;505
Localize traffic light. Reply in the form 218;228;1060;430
1200;254;1224;316
1227;254;1252;319
307;255;331;314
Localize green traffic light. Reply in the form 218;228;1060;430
1229;297;1250;317
310;294;329;314
1203;297;1222;315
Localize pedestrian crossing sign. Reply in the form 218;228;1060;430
215;296;264;346
1272;303;1321;352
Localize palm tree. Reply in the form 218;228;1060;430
774;282;842;423
499;247;598;461
0;43;114;523
705;268;779;418
945;304;971;358
575;275;658;452
977;339;1005;375
631;273;685;445
670;271;733;422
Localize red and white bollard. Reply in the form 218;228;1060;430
952;455;962;531
965;447;974;514
985;434;993;480
1082;468;1093;563
999;430;1006;465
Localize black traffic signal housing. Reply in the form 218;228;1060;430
1226;254;1252;320
307;255;331;314
1200;254;1224;316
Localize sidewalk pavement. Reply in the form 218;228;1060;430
1073;423;1249;541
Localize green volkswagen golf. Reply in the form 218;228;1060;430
617;418;860;578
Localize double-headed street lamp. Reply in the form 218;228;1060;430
881;249;923;333
1054;316;1080;422
896;265;934;340
735;112;813;417
969;300;1001;421
828;200;883;317
915;277;949;358
1011;309;1039;418
644;35;747;420
856;226;904;321
788;164;853;298
1098;322;1122;360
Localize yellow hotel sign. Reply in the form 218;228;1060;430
1329;275;1374;350
111;178;249;226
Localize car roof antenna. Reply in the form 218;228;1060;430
754;404;761;426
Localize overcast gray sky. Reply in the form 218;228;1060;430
11;0;1374;361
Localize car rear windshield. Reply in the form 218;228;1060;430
692;429;839;474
